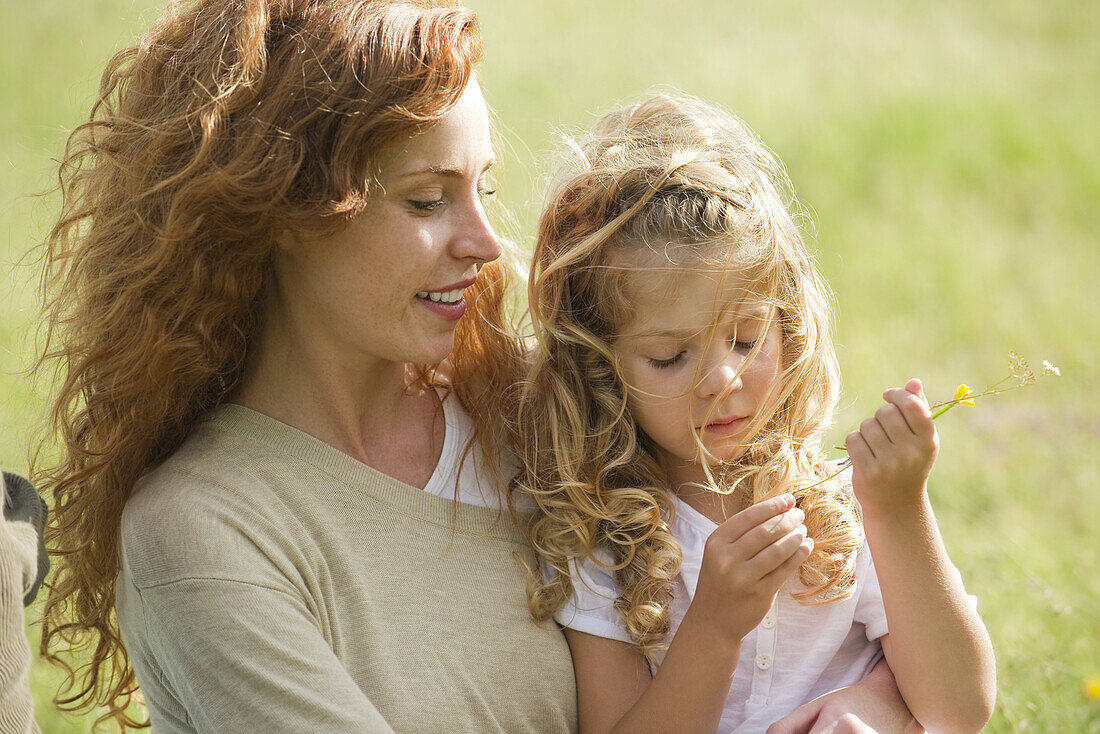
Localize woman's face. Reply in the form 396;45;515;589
272;81;500;369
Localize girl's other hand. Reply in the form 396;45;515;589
690;494;814;645
844;378;939;517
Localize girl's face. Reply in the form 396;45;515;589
270;80;501;370
611;266;783;490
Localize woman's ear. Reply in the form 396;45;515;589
274;228;307;256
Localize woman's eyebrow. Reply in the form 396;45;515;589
398;160;495;179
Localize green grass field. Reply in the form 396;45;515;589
2;0;1097;731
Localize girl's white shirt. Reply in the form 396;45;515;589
553;479;977;732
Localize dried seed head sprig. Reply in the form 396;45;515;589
815;352;1061;490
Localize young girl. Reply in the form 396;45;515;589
515;94;996;733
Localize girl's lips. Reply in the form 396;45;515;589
703;416;748;435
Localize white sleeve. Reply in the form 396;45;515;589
549;547;634;644
0;516;41;734
853;543;889;642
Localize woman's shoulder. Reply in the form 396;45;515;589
121;407;323;589
125;409;288;518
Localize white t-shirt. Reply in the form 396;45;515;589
422;391;530;512
555;492;892;732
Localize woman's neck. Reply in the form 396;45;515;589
231;313;446;489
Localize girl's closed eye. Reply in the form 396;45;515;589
648;351;686;369
731;321;765;351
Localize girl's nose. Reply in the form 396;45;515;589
696;355;743;399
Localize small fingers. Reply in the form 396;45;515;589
905;377;926;401
753;530;813;584
885;386;936;442
874;402;913;442
766;698;819;734
845;430;873;464
810;713;876;734
712;493;795;543
736;506;805;559
857;414;892;455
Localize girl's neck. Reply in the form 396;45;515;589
668;467;751;526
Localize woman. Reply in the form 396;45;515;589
34;0;920;731
36;1;573;731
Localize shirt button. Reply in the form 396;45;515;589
755;653;772;671
761;612;776;629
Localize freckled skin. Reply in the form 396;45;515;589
271;82;502;370
235;81;502;487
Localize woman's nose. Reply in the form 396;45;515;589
454;198;503;264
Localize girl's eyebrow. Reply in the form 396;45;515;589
626;306;772;341
625;326;705;341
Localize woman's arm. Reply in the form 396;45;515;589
567;495;812;734
845;379;996;733
766;658;923;734
115;469;403;734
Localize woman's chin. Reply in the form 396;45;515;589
408;333;458;367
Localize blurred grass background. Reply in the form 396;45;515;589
2;0;1097;731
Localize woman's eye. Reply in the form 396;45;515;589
479;188;496;198
408;198;445;212
648;352;685;369
734;340;757;350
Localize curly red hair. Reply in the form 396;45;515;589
32;1;521;728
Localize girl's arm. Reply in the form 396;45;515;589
568;495;812;734
845;379;996;734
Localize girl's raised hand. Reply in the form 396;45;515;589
845;378;939;516
691;494;814;645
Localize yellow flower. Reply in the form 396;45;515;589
1085;676;1100;699
953;384;976;407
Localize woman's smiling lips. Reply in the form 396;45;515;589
702;415;749;435
416;277;477;321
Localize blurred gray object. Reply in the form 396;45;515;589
2;473;49;606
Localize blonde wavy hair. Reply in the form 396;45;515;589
515;93;863;661
33;0;523;728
